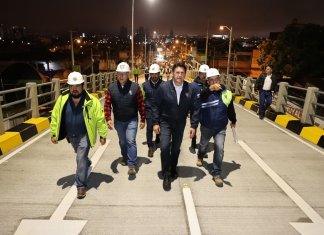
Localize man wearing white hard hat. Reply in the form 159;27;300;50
196;68;237;187
190;64;209;151
142;63;164;158
104;62;146;176
50;71;108;199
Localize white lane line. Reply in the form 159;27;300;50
50;140;110;220
0;129;50;165
239;140;324;223
235;103;324;155
182;185;202;235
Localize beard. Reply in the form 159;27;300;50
71;90;84;98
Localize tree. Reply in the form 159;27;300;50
257;21;324;87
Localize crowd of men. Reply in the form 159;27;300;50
51;61;281;197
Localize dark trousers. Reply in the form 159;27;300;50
160;120;186;176
259;90;272;117
134;74;139;83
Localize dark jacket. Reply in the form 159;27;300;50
254;73;278;92
152;80;200;128
200;84;236;131
142;79;163;119
104;80;146;122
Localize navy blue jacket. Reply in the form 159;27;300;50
152;80;200;128
200;84;236;131
142;79;163;119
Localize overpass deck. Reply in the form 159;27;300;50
0;76;324;235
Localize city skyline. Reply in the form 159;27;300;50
1;0;324;37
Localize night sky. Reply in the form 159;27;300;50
1;0;324;37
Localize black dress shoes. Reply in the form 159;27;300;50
163;176;171;191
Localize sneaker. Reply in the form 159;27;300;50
196;158;203;167
163;176;171;191
214;176;223;187
120;158;127;166
77;187;86;199
148;147;154;158
128;167;136;175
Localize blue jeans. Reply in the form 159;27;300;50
259;90;272;117
198;125;226;176
69;134;91;188
160;120;186;176
115;117;138;167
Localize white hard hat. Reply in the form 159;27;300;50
206;68;220;78
67;71;84;85
116;62;130;72
149;63;160;73
199;64;209;73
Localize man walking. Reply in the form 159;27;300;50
190;64;209;151
50;71;108;199
104;62;145;175
254;65;278;119
196;68;237;187
142;63;164;158
152;63;200;191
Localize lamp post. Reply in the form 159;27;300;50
220;25;232;78
131;0;156;78
69;31;75;69
131;0;135;79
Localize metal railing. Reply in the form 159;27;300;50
0;72;116;135
1;71;323;135
188;72;324;127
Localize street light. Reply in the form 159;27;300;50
131;0;156;78
69;31;75;69
220;25;232;78
131;0;135;79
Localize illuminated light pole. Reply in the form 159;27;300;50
220;25;232;78
131;0;135;79
69;31;75;69
131;0;156;79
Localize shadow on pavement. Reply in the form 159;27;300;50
57;172;114;190
157;166;207;182
110;156;152;174
202;160;241;186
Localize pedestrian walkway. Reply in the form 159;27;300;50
1;74;324;235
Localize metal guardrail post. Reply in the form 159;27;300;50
92;74;96;93
234;75;242;96
0;102;4;135
99;73;103;91
26;82;39;118
220;74;226;86
244;77;253;100
83;75;88;91
301;87;319;125
274;82;288;113
226;74;231;89
104;73;109;89
52;78;61;101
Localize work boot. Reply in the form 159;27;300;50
148;147;154;158
196;158;203;167
77;187;86;199
128;167;136;175
214;175;223;187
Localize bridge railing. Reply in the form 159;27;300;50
189;72;324;128
0;72;116;135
